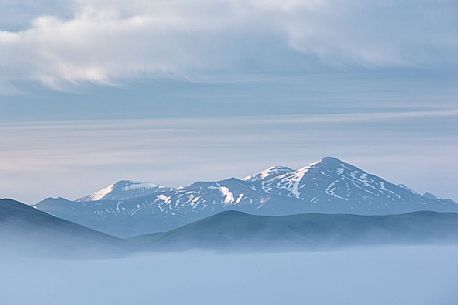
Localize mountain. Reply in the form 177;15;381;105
129;210;458;251
0;199;122;257
35;157;458;237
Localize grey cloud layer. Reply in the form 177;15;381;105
0;0;457;90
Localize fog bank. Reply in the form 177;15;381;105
2;245;458;305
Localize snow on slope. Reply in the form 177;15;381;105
84;184;114;201
77;180;173;202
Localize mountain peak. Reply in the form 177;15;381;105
319;156;343;165
77;180;171;202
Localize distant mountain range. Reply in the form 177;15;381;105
35;157;458;237
0;199;122;257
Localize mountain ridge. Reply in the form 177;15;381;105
0;198;123;257
129;209;458;251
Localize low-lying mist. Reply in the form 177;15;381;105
2;245;458;305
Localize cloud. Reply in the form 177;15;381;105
0;0;457;90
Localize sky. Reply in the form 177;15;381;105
0;0;457;203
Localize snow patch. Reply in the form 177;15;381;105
289;167;309;198
219;187;235;204
157;194;171;204
325;181;349;200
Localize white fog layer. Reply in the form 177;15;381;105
2;245;458;305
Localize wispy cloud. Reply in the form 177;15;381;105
249;109;458;124
0;0;457;91
3;108;457;129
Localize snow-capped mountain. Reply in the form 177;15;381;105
35;157;458;237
